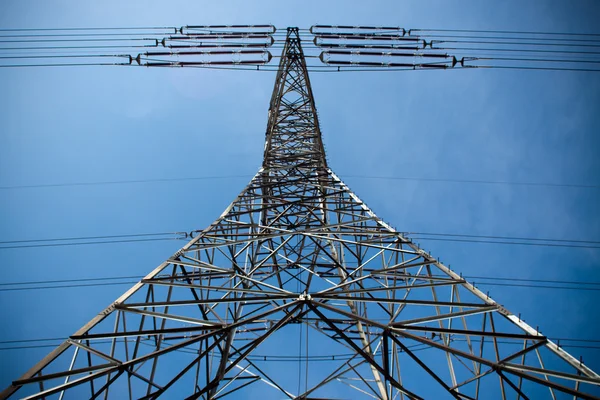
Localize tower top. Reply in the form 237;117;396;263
263;28;327;171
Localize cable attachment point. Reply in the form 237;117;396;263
130;54;141;65
298;292;312;301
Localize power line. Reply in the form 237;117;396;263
480;56;600;65
409;236;600;249
0;275;140;286
415;33;600;44
2;26;597;37
2;26;600;73
482;65;600;73
1;229;597;251
0;232;177;245
1;273;598;293
0;38;155;43
0;281;137;292
436;46;600;56
0;237;181;250
1;334;598;353
2;59;599;73
466;275;600;286
0;62;129;68
432;39;600;49
0;32;179;38
344;175;600;189
0;54;130;60
0;44;158;51
473;282;600;291
3;341;599;354
405;232;600;245
1;174;597;191
410;28;600;38
0;27;177;32
0;175;251;190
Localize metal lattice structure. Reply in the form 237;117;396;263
3;27;600;400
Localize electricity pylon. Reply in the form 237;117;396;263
2;27;599;400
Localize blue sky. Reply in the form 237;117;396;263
0;0;599;397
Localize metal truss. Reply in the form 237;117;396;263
2;27;599;400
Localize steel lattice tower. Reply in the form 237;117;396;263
2;27;600;400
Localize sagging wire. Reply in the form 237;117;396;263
1;24;600;72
